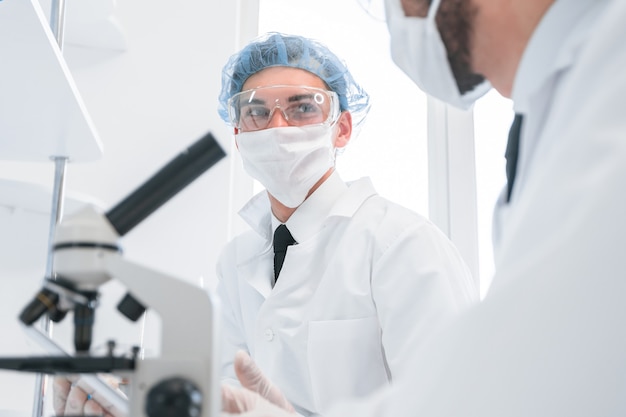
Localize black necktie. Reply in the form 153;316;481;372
273;224;297;282
505;114;524;203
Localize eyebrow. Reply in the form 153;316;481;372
240;93;316;106
288;93;315;102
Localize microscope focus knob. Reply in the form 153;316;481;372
145;377;202;417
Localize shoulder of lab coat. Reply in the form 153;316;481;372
356;195;478;380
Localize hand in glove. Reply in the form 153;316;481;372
222;350;295;414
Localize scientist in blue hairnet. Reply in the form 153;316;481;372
216;32;478;416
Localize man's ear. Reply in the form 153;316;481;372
334;111;353;148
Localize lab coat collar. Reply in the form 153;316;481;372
239;171;377;245
238;171;350;244
238;190;273;242
278;172;378;244
279;171;349;244
236;172;376;299
511;0;601;114
328;175;377;218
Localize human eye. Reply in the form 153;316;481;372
287;99;323;122
237;104;271;130
297;101;321;114
242;105;270;120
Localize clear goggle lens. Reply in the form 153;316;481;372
228;85;340;132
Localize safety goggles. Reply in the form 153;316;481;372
227;85;341;132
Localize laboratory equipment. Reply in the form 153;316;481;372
0;132;226;417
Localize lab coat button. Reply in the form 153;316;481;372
264;328;274;341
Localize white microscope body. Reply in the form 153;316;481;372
2;132;225;417
52;204;221;417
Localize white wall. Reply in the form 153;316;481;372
0;0;240;412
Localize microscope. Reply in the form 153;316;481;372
0;132;226;417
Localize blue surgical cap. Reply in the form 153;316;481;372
218;32;371;128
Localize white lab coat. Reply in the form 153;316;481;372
324;0;626;416
216;173;477;416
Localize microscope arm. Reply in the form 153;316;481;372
103;253;221;417
103;254;219;358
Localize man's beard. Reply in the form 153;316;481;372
436;0;486;94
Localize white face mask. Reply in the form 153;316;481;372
236;125;336;208
384;0;491;110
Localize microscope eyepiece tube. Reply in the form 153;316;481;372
105;131;226;236
19;288;60;326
